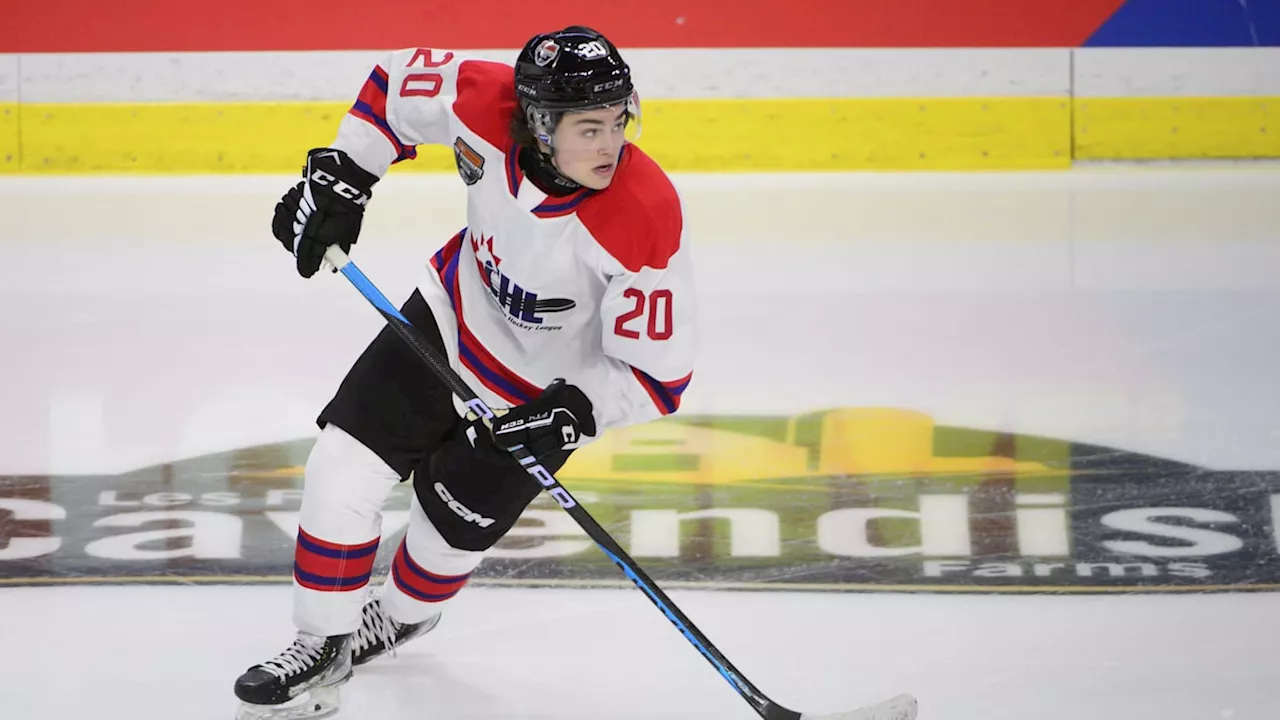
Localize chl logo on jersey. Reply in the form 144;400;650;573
453;137;484;185
471;234;575;327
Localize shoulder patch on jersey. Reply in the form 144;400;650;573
453;137;485;185
453;60;517;151
577;145;683;273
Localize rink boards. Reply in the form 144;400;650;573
0;48;1279;172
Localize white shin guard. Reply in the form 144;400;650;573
292;424;401;637
381;492;485;625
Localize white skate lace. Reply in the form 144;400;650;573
260;635;325;680
353;598;400;660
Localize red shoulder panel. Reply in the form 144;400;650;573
453;60;517;150
577;145;683;273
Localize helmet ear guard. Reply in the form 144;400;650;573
527;106;555;147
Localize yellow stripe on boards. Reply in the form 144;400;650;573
0;103;17;172
17;97;1072;173
1075;96;1280;159
21;101;362;173
19;97;1280;172
640;97;1071;170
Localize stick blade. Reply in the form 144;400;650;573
800;693;918;720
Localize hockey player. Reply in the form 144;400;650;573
232;26;696;719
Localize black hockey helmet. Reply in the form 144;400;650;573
514;26;640;147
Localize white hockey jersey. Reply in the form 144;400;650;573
330;47;696;437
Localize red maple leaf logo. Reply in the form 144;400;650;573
470;233;501;267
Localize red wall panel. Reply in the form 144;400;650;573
4;0;1126;52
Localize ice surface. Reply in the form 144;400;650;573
1;586;1277;719
3;167;1280;720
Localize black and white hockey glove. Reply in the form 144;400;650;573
271;148;379;278
467;380;598;461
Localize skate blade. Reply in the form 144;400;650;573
235;686;341;720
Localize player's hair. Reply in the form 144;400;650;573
509;110;538;150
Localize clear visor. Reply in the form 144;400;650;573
536;91;642;148
620;90;642;143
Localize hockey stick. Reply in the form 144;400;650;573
322;247;917;720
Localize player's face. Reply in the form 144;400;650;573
551;106;629;190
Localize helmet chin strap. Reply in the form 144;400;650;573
526;109;582;190
540;150;582;191
519;136;582;194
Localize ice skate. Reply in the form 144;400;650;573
234;632;352;720
350;593;442;666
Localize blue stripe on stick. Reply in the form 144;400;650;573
339;263;411;325
599;545;746;695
